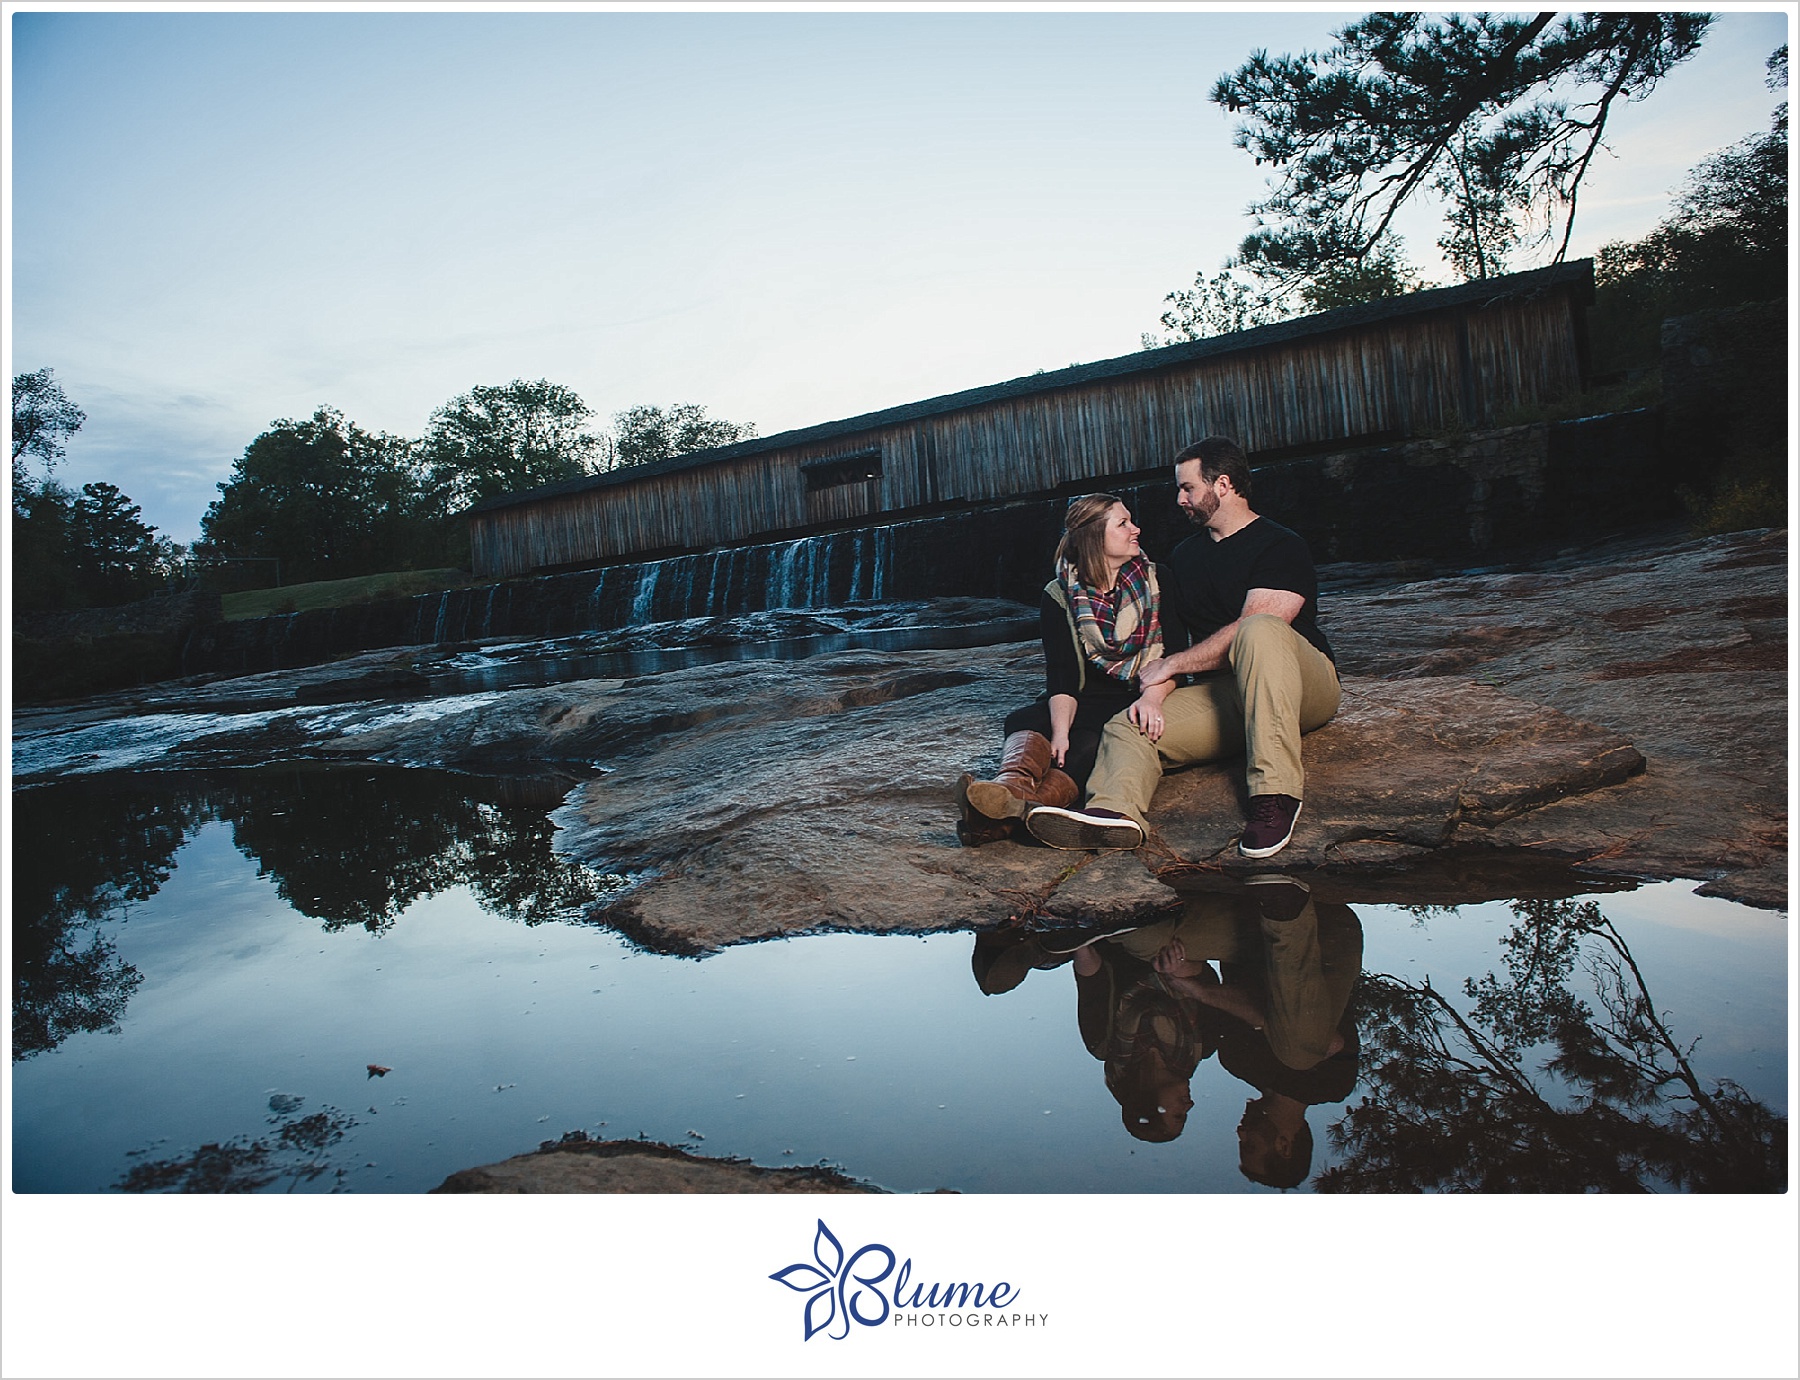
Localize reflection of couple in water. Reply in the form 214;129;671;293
973;882;1363;1189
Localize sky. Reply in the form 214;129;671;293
7;5;1793;543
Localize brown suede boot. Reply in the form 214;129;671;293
1033;764;1079;810
966;731;1080;821
954;774;1016;846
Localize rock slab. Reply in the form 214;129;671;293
1140;676;1647;867
432;1138;882;1193
545;662;1650;952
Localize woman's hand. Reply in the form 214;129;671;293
1127;681;1171;741
1047;693;1077;769
1154;938;1217;989
1153;937;1187;973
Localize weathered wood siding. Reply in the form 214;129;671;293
470;272;1587;578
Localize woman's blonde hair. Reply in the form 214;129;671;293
1056;493;1125;589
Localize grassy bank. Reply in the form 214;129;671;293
222;569;475;621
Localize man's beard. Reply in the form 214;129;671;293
1184;493;1217;526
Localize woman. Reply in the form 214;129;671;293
956;493;1178;845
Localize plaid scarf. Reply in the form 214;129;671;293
1058;554;1162;684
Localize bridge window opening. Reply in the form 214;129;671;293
802;449;883;492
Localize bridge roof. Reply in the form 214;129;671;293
471;259;1594;516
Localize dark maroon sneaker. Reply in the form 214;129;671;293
1239;794;1302;858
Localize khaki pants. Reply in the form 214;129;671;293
1086;614;1340;829
1115;892;1363;1072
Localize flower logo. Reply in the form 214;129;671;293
768;1219;896;1341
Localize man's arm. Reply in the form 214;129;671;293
1137;588;1304;686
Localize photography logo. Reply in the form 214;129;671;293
767;1218;1043;1342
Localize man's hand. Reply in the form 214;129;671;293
1137;656;1174;689
1149;588;1308;680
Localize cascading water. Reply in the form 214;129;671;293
630;565;661;625
868;527;891;601
192;501;1058;675
616;526;895;626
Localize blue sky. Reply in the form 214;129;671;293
8;6;1791;543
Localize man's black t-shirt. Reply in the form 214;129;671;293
1167;517;1334;663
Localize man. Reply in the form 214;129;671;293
1026;436;1339;858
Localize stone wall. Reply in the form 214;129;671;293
13;590;222;703
1660;300;1787;474
1251;408;1671;563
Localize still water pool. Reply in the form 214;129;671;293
11;766;1789;1193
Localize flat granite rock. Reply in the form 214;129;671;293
1137;676;1647;868
552;668;1649;952
432;1138;884;1193
543;654;1065;952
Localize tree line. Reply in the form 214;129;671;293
12;368;184;611
10;373;756;608
193;381;756;588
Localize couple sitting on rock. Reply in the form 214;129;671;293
956;436;1340;860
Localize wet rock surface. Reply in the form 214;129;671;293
1321;525;1787;908
1133;678;1648;865
13;527;1787;941
432;1137;884;1194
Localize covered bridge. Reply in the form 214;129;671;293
469;260;1594;580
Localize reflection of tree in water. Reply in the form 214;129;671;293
1321;898;1786;1192
12;767;616;1058
217;768;616;933
11;784;202;1059
115;1096;359;1193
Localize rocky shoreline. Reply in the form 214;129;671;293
15;524;1786;1192
15;526;1786;935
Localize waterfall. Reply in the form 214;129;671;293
433;522;906;644
631;565;660;624
191;501;1039;676
586;571;610;631
705;548;729;617
872;526;891;600
767;540;799;609
679;553;707;619
599;526;905;619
